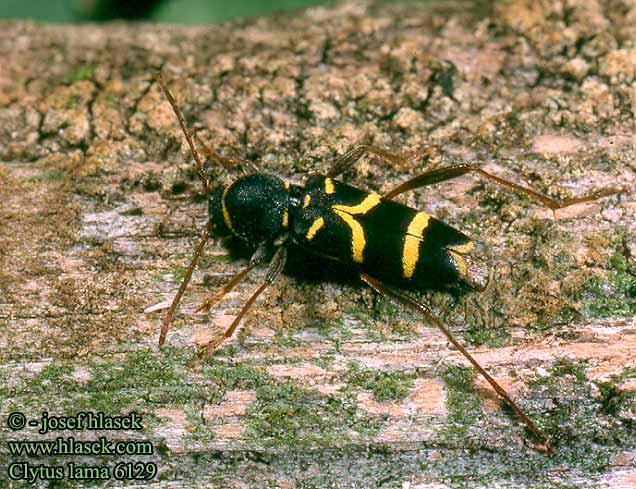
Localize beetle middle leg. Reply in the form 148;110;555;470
360;273;553;452
196;264;256;314
384;163;623;213
328;145;413;179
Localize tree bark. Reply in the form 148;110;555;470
1;1;635;487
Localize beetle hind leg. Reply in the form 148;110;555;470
360;272;553;452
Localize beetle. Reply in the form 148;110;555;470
153;73;621;452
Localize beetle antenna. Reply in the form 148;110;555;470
156;72;212;196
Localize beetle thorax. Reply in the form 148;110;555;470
209;174;290;244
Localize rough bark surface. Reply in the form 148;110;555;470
1;1;635;487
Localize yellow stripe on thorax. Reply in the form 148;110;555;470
331;193;382;264
221;183;235;233
306;217;324;240
402;212;431;278
282;209;289;229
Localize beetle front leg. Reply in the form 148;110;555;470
193;246;287;365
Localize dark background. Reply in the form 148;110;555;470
0;0;424;23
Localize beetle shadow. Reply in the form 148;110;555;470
221;238;359;286
216;239;475;348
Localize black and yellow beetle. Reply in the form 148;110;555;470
211;172;488;291
154;73;621;452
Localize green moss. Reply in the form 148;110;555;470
371;294;401;319
505;108;521;127
30;169;68;182
321;318;353;346
83;347;198;412
3;347;304;449
578;231;636;318
478;189;509;212
597;382;636;418
201;361;268;392
441;364;482;440
272;325;302;348
211;343;241;358
612;366;636;380
297;476;341;489
529;359;636;449
344;295;417;340
344;302;372;323
5;363;80;414
464;322;511;348
595;366;636;418
3;347;199;426
554;305;579;324
530;358;589;388
579;265;636;318
550;359;588;382
246;382;380;448
37;363;76;383
64;65;95;83
0;369;8;400
346;362;415;402
313;351;335;368
67;92;79;108
189;359;273;441
2;351;634;489
172;266;188;283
